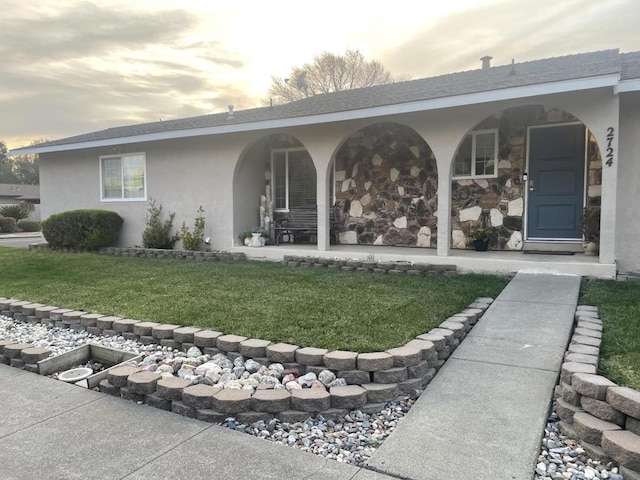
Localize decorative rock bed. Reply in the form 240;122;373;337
548;305;640;479
0;295;491;422
0;294;491;464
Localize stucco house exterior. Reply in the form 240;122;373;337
9;49;640;278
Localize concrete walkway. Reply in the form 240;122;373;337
0;272;579;480
366;272;581;479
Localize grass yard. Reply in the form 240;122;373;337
580;279;640;390
0;248;507;352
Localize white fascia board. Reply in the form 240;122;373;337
618;78;640;92
9;74;620;157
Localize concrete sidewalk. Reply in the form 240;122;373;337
0;364;387;480
366;272;580;479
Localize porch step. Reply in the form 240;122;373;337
523;241;583;253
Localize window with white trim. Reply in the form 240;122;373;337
100;153;146;201
271;148;316;210
453;130;498;179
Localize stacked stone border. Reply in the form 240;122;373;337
29;244;458;276
556;306;640;479
281;255;457;276
0;295;490;424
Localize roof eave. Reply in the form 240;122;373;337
8;73;620;156
618;78;640;93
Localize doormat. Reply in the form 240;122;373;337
523;250;576;255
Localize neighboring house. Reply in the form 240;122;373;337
9;49;640;277
0;184;41;221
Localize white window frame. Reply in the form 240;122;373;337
99;152;147;202
452;129;499;180
271;147;313;212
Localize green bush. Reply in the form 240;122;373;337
0;202;34;221
17;220;41;232
180;206;206;251
0;216;17;233
141;199;179;249
41;210;123;250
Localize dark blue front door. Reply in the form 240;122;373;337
527;124;585;240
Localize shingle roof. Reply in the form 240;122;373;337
621;52;640;80
18;49;636;152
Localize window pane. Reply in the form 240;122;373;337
102;157;122;199
288;150;316;208
123;155;145;199
273;152;287;209
475;132;495;176
453;136;472;176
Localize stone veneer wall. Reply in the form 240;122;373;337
0;295;491;423
556;306;640;479
333;123;438;247
451;106;603;250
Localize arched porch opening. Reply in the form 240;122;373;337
449;105;603;252
232;134;316;246
331;122;438;247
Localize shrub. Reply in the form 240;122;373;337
41;210;123;250
0;202;34;222
0;216;17;233
17;220;41;232
141;199;179;249
180;206;206;251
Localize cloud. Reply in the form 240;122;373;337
382;0;640;79
0;1;251;148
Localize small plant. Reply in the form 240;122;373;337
238;231;253;243
180;206;206;251
41;209;123;250
581;206;601;244
0;216;17;233
17;220;40;232
141;198;179;249
0;202;34;222
467;226;495;242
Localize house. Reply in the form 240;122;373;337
0;184;41;221
9;49;640;278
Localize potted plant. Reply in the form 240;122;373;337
238;231;253;246
581;206;600;256
467;226;495;251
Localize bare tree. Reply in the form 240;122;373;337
264;50;405;105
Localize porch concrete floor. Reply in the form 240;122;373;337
232;244;615;278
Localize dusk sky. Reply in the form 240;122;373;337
2;0;639;150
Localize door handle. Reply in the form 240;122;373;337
529;180;535;192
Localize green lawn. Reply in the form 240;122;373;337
0;248;507;352
580;279;640;390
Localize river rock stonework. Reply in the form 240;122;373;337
451;105;602;250
333;123;438;247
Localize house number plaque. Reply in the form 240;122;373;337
605;127;614;167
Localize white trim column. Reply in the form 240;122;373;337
553;90;619;266
316;163;330;251
596;99;619;265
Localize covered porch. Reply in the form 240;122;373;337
231;243;615;278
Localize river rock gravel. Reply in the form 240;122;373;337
0;313;414;465
535;402;623;480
